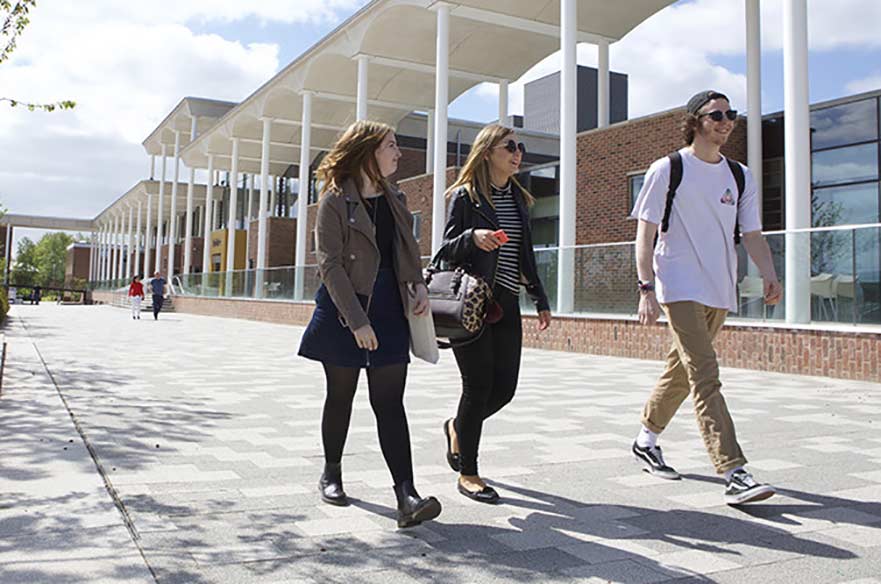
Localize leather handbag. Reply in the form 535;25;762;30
424;263;493;341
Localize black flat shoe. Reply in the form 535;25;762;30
319;463;349;507
394;480;442;528
443;418;461;472
457;482;500;504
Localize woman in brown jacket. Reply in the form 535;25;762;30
298;120;441;528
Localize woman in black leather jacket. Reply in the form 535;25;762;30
436;123;552;503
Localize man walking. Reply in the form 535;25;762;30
150;271;167;320
630;90;782;505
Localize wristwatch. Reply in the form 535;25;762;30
637;280;655;294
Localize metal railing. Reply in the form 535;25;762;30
89;224;881;327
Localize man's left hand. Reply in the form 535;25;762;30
764;278;783;305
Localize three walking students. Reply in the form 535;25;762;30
300;90;781;528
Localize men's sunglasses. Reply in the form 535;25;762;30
497;139;527;155
699;110;738;122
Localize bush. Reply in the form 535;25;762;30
0;287;8;324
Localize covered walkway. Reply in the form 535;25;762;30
2;304;881;582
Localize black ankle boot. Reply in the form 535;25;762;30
319;463;349;506
393;480;441;528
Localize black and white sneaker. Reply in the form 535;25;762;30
724;469;775;505
632;441;680;480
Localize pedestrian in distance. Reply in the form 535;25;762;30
630;90;783;505
297;120;441;529
128;275;144;320
150;271;166;320
436;124;552;504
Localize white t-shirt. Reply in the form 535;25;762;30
630;148;762;312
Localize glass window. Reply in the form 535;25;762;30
629;173;646;211
812;143;878;187
811;98;878;150
812;183;880;227
411;211;422;241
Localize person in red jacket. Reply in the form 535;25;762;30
128;275;145;320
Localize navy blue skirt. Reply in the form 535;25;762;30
298;268;410;368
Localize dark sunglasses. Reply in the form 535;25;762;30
497;139;526;155
699;109;738;122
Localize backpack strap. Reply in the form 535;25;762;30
660;151;683;234
726;158;746;244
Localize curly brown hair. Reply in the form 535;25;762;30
681;113;700;145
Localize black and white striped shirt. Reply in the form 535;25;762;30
491;183;523;294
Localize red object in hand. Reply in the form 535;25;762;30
492;229;509;244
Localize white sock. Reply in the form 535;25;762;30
636;426;658;449
723;466;745;482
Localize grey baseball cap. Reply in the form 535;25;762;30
686;90;729;115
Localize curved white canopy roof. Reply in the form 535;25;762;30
180;0;675;176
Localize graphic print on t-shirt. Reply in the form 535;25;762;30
720;188;735;206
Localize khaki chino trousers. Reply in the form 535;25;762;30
641;301;747;474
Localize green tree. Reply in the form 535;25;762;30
33;232;73;286
1;0;75;112
10;236;37;286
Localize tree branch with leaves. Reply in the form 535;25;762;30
1;0;75;112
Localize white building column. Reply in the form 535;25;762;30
183;116;198;275
597;40;610;128
202;154;215;273
126;204;134;278
498;80;509;124
135;201;143;277
111;213;120;282
783;0;811;324
746;0;763;206
431;2;450;254
144;195;153;277
106;224;113;281
295;91;313;300
98;226;105;281
87;231;95;282
168;130;181;278
149;155;155;180
246;175;255;260
256;118;272;298
155;144;167;274
226;137;240;273
356;55;369;121
557;0;577;314
426;110;434;174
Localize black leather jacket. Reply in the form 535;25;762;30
435;185;551;313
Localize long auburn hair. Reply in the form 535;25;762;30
316;120;394;197
446;124;534;207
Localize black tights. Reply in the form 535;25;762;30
321;362;413;486
452;289;522;476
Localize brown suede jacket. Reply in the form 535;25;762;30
315;178;425;331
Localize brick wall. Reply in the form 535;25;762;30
520;313;881;383
65;246;92;281
248;217;297;268
398;168;459;259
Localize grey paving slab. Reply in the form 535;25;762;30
2;303;881;583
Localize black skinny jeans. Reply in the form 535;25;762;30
321;363;414;486
452;288;522;476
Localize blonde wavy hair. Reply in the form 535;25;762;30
446;124;534;207
316;120;394;197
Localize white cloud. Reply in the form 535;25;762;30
476;0;880;119
0;0;364;230
846;73;881;95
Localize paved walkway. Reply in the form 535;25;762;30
2;304;881;583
